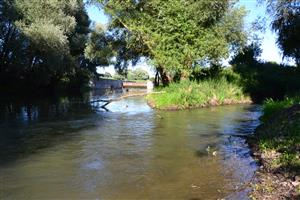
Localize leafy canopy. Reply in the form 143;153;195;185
15;0;77;53
0;0;99;90
96;0;247;77
127;68;149;80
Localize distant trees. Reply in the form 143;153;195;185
112;68;149;81
112;73;125;80
0;0;98;92
95;0;247;85
127;68;149;81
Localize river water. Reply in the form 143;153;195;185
0;91;261;200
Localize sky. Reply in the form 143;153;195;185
237;0;282;63
85;0;285;76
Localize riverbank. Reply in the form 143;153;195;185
146;79;251;110
248;98;300;199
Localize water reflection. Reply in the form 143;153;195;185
0;91;107;165
0;92;261;199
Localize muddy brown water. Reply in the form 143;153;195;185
0;92;261;199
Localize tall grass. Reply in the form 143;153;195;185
256;96;300;173
262;96;300;122
147;78;249;109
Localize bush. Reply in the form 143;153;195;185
113;73;126;80
190;65;241;84
230;44;300;102
67;68;92;92
147;78;249;109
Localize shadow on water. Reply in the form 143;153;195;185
0;90;112;166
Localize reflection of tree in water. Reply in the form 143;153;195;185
0;94;102;165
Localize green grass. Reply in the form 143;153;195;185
262;96;300;122
256;96;300;173
147;78;250;109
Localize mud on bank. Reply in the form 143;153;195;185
248;104;300;199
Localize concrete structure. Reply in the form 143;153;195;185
93;79;154;92
123;82;147;88
93;78;123;90
147;80;154;93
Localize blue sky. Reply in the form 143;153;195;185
85;0;285;75
238;0;282;63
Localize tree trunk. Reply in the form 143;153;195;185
0;25;16;68
28;56;37;69
0;27;13;67
154;70;160;87
157;66;170;87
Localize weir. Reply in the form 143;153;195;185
92;78;154;91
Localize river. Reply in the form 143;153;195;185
0;91;261;199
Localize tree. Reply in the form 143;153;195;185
230;42;300;102
84;23;114;68
0;0;99;91
230;42;262;67
127;68;149;80
95;0;247;85
0;0;23;71
264;0;300;66
15;0;77;57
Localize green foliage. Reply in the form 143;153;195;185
262;97;300;122
255;99;300;173
230;42;261;66
147;78;248;110
190;65;242;85
84;23;113;67
104;72;112;78
0;0;99;92
97;0;247;80
265;0;300;66
127;68;149;81
14;0;76;52
230;43;300;102
112;73;126;80
68;68;92;92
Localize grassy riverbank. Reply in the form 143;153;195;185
248;97;300;199
147;78;251;110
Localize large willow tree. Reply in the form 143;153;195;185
95;0;247;84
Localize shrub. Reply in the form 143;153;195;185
231;44;300;102
147;78;249;109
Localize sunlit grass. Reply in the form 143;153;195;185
147;78;250;109
262;96;300;122
257;96;300;172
